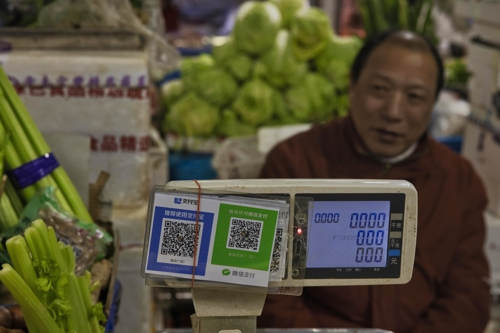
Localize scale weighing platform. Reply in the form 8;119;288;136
142;179;418;333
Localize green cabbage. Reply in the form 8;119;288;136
336;93;350;118
160;79;184;108
233;1;282;55
166;92;219;137
181;54;215;90
315;35;363;89
285;73;336;122
266;92;300;125
270;0;304;28
232;79;280;126
319;59;351;90
257;30;308;88
212;40;254;81
218;109;257;137
291;7;332;60
196;68;238;107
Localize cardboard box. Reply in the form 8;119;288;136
462;115;500;216
485;212;500;295
1;48;153;207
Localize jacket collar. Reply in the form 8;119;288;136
323;116;436;180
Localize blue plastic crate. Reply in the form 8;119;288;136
169;151;217;180
105;279;122;333
436;135;463;153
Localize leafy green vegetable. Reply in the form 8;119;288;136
196;68;238;107
212;39;254;81
270;0;304;28
218;109;257;138
160;80;184;108
233;1;282;55
285;73;336;122
232;79;280;126
0;129;9;176
290;7;332;60
181;54;215;90
0;67;91;222
316;35;363;67
336;93;351;117
256;30;308;88
0;264;63;333
357;0;437;42
315;35;363;89
1;220;106;333
445;58;472;87
319;59;351;90
166;92;219;137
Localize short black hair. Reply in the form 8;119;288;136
350;30;444;99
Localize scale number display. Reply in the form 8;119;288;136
306;201;391;268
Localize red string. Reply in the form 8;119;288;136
191;179;202;289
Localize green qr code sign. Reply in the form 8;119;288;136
211;203;278;271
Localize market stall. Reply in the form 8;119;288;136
1;0;500;332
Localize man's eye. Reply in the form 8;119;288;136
408;93;424;102
372;85;387;92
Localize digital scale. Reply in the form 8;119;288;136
142;179;418;333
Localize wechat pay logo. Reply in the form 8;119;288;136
222;269;231;276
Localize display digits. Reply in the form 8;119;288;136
314;213;340;223
351;212;386;263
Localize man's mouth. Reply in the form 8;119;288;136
374;128;403;142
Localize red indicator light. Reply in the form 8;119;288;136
297;228;303;235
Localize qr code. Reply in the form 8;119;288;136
227;218;263;252
270;228;283;273
161;220;201;258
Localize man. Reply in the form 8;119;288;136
257;30;490;333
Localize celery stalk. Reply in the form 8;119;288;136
357;0;374;36
0;193;17;231
0;119;36;200
5;178;23;216
5;236;45;304
0;74;72;214
47;226;68;274
0;129;8;176
418;0;433;35
63;245;92;333
0;67;92;223
3;220;100;333
24;225;48;263
397;0;409;30
0;264;63;333
78;271;105;333
32;219;55;261
367;0;389;33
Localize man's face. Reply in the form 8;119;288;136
348;42;438;158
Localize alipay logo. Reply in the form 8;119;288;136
174;198;182;204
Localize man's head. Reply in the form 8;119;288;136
348;30;444;158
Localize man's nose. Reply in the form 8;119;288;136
383;92;405;120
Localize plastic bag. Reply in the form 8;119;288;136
38;0;180;81
1;187;113;275
211;136;266;179
429;90;470;138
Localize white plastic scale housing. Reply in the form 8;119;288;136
145;179;418;333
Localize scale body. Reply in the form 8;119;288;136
143;179;418;333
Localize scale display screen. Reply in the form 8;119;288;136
296;193;406;279
306;201;391;268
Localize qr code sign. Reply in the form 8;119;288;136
227;218;263;252
161;220;202;259
270;228;283;273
